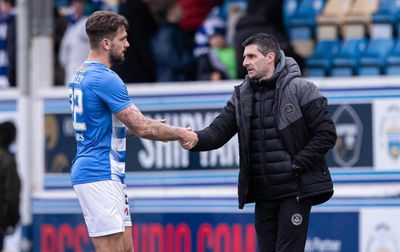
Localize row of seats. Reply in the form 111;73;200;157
306;38;400;76
284;0;385;39
284;0;400;76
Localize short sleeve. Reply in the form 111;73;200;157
92;72;133;113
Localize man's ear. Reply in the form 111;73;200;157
266;52;275;64
102;38;111;51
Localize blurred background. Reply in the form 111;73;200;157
1;0;400;251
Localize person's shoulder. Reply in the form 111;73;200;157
86;63;119;80
291;76;315;89
0;148;14;167
235;77;250;89
104;68;124;85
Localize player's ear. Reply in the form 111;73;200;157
102;38;111;50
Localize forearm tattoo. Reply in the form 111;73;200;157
118;105;181;141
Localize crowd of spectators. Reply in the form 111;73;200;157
0;0;303;88
0;0;16;88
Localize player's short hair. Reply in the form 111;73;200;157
242;33;281;65
85;11;129;49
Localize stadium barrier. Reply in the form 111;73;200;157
2;77;400;251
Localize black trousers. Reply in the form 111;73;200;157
255;197;312;252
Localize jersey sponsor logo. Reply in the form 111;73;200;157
291;213;303;226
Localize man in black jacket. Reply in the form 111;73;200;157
189;33;337;251
0;121;20;250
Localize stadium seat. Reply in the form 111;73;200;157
341;0;380;39
331;39;367;76
317;0;354;40
385;39;400;75
306;39;340;76
371;0;400;39
358;39;394;76
283;0;301;31
372;0;398;24
287;0;327;57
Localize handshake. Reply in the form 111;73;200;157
178;127;198;150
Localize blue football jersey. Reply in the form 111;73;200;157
68;61;133;185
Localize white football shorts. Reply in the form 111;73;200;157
73;180;132;237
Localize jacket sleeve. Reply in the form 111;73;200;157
293;83;337;169
191;95;238;151
3;154;21;229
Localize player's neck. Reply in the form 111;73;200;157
87;51;111;68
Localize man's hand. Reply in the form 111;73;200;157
179;127;198;150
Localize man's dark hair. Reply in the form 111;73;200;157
0;121;16;150
242;33;281;64
85;11;129;49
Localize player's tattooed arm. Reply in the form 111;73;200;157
125;118;166;138
125;127;135;138
116;104;197;147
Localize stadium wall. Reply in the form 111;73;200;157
2;77;400;251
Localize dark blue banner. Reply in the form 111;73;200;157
33;211;358;252
45;109;239;173
45;103;373;173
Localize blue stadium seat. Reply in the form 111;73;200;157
371;0;400;39
372;0;398;24
287;0;326;40
385;39;400;75
283;0;301;31
331;39;367;76
306;40;340;76
358;39;394;76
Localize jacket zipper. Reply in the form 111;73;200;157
260;91;267;176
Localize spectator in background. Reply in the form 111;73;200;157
151;0;196;82
234;0;304;79
0;0;16;88
64;0;86;24
53;8;68;86
59;0;100;85
197;22;237;81
194;10;226;57
176;0;222;63
177;0;222;38
0;121;21;251
112;0;157;83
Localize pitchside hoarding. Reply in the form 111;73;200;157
33;206;358;252
44;103;374;174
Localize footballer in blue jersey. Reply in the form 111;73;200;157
68;11;198;251
68;60;132;185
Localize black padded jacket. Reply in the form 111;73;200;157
191;55;337;209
